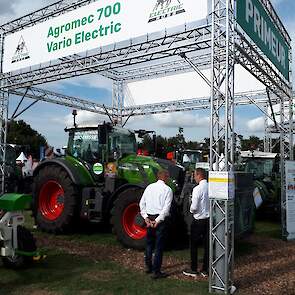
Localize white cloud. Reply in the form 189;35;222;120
54;110;110;128
126;112;210;129
152;112;210;128
126;65;264;106
247;117;265;132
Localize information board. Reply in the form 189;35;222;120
208;171;235;200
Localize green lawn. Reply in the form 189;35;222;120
0;250;209;295
0;213;281;295
254;220;281;239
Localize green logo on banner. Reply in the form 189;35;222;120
93;163;104;175
236;0;290;81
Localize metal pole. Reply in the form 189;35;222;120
280;45;293;240
112;80;125;125
0;29;8;194
209;0;235;293
264;104;271;153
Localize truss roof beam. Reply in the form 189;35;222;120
7;86;113;115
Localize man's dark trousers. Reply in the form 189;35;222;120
145;220;166;274
190;218;209;272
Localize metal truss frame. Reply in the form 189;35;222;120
0;25;212;90
5;87;285;118
209;0;235;293
8;86;112;115
0;30;8;193
279;44;293;239
112;81;125;125
0;0;293;294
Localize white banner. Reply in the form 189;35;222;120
3;0;208;73
285;160;295;240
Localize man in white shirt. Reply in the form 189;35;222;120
183;168;209;278
139;170;173;279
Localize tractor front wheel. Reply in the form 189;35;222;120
33;165;79;233
111;188;146;250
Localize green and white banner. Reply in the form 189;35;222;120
236;0;290;81
3;0;208;73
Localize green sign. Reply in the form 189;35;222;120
237;0;290;81
93;163;104;175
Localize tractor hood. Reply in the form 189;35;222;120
118;154;185;192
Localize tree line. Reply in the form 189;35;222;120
139;131;266;158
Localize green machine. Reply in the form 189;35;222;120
0;194;39;268
240;150;280;217
32;123;255;249
33;123;185;249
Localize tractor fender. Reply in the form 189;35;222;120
106;183;146;213
33;158;94;187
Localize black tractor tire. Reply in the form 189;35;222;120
111;188;146;250
2;226;36;269
33;165;80;234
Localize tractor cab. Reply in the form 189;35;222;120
66;123;137;165
175;149;208;172
240;150;279;180
240;150;280;216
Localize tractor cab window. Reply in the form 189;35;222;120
182;152;201;164
109;128;137;159
244;158;274;179
68;130;99;162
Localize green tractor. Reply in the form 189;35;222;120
32;123;185;249
32;123;256;249
240;150;281;217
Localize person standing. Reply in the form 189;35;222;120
183;168;209;278
139;170;173;279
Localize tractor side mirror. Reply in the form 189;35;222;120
99;126;108;145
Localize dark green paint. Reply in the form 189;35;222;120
64;155;95;186
0;194;32;211
118;155;176;191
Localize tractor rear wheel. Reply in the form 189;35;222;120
33;165;79;233
111;188;146;250
2;226;36;269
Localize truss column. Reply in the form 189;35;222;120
209;0;235;294
264;105;272;153
112;80;125;125
0;30;8;194
280;47;293;240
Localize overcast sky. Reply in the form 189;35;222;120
0;0;294;148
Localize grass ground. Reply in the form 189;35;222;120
0;215;284;295
0;251;209;295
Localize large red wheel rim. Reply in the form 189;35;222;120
39;180;65;221
122;203;146;240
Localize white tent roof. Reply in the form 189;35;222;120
16;152;27;162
